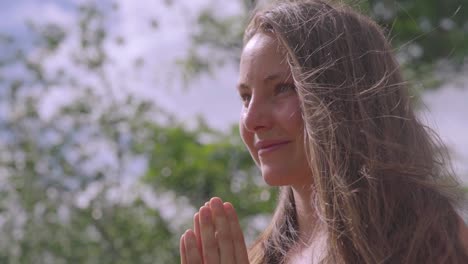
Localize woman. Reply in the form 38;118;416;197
180;0;468;263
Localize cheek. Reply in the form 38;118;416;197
276;98;303;133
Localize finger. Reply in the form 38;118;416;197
210;197;235;264
184;230;202;264
224;202;249;264
193;213;203;262
180;233;187;264
199;206;220;264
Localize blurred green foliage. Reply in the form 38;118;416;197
0;0;466;263
145;124;275;217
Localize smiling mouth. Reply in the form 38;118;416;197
257;141;291;156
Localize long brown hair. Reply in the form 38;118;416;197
243;0;467;263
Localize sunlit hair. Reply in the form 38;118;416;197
243;0;467;263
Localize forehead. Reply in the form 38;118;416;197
239;33;290;83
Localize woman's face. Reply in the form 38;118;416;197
238;33;312;187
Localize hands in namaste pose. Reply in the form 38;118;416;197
180;197;249;264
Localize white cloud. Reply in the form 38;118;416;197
0;1;75;32
420;77;468;183
37;87;80;121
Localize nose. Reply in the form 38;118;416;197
241;97;272;132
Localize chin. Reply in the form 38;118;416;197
261;164;312;187
261;167;289;186
263;176;282;186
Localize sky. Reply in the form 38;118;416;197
1;0;467;186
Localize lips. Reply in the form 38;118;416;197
255;139;291;155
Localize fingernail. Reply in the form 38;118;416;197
224;202;233;214
185;230;196;246
210;197;223;210
200;206;212;224
224;202;238;220
210;197;223;203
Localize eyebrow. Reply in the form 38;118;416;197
237;72;286;90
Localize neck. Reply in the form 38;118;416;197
291;185;322;244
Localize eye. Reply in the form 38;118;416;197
239;93;251;107
274;83;296;95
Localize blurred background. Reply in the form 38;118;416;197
0;0;467;263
